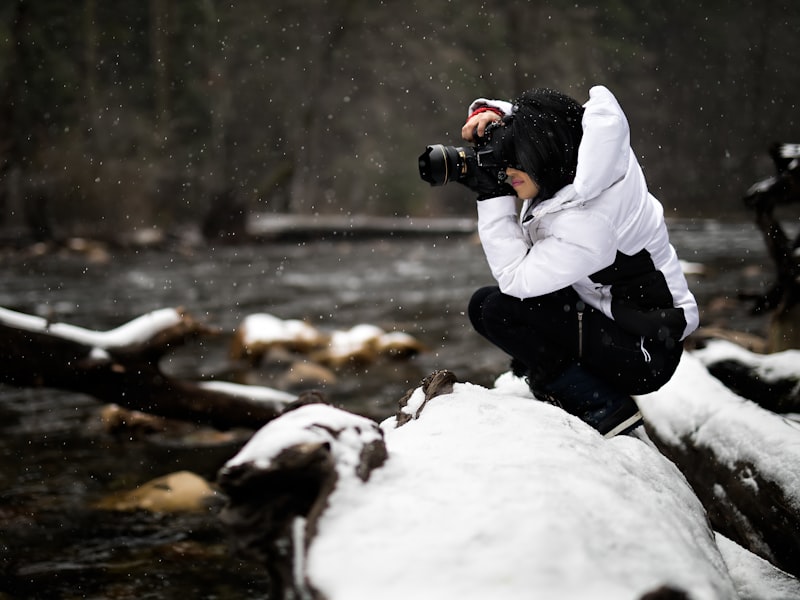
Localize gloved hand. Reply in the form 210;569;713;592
459;166;515;201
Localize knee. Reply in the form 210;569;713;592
468;286;500;332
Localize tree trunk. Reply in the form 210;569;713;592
0;0;29;236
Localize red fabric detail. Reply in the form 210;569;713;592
467;106;503;122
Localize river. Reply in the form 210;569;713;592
0;218;776;598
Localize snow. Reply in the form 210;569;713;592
680;259;706;275
223;348;800;599
716;533;800;600
637;351;800;507
0;306;184;349
303;379;734;600
197;380;297;405
240;313;322;347
224;403;383;472
398;385;427;421
235;312;424;363
694;338;800;383
326;324;385;358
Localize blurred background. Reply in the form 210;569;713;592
2;0;799;243
3;3;800;597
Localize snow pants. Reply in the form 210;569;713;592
468;285;683;395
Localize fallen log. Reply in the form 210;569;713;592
639;352;800;579
0;306;298;430
693;338;800;414
217;372;743;600
218;403;388;599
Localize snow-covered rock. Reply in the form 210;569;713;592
229;313;426;368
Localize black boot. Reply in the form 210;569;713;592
539;364;643;438
509;357;528;378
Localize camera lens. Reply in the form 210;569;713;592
419;144;475;185
419;145;449;186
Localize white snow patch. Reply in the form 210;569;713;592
637;352;800;511
299;382;736;600
0;306;183;349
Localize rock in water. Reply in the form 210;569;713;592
95;471;218;513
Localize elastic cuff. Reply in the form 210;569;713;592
467;106;504;122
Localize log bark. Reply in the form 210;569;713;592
704;358;800;414
694;339;800;414
0;307;297;430
645;424;800;580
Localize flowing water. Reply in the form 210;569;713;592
0;218;776;598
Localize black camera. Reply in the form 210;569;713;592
418;122;512;188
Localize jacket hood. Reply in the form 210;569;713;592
521;85;630;223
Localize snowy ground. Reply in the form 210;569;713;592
224;350;800;600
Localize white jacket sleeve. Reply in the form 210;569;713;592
572;86;631;201
477;196;617;299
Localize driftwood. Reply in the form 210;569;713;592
742;142;800;351
0;306;299;430
394;369;457;426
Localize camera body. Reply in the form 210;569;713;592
418;123;511;187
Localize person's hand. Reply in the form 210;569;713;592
461;111;501;142
458;167;515;201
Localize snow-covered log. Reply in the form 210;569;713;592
639;351;800;580
692;339;800;414
217;404;388;600
217;372;748;600
0;306;298;430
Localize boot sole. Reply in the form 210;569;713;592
603;411;643;439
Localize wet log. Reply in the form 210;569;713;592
0;306;298;430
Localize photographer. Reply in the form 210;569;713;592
455;86;698;437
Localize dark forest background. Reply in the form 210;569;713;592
1;0;799;242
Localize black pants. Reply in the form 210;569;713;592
468;286;683;395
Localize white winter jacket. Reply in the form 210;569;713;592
472;85;699;342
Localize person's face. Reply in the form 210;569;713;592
505;167;539;200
